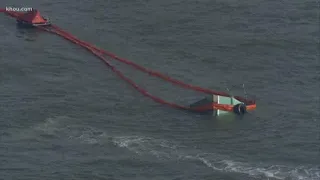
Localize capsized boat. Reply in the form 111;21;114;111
189;94;256;116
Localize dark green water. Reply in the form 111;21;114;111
1;0;319;179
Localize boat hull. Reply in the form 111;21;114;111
16;19;51;27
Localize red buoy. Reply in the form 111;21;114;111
16;9;50;27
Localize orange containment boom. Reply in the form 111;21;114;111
0;8;256;116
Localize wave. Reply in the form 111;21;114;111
112;135;320;180
34;116;108;145
7;115;107;144
14;117;319;180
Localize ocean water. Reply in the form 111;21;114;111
0;0;319;179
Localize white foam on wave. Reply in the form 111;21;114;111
19;115;108;145
193;158;320;180
6;115;70;142
18;119;320;180
33;116;69;135
112;135;320;180
113;136;179;159
66;126;108;145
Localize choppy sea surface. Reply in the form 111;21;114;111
1;0;319;180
